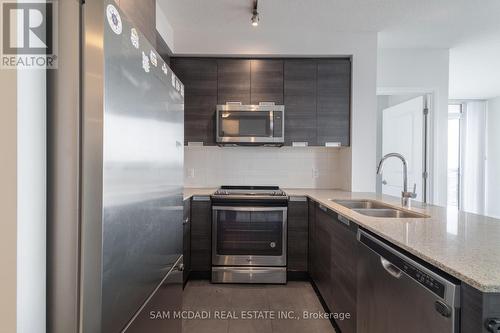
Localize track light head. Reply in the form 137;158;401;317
251;0;259;27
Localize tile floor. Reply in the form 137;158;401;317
182;280;337;333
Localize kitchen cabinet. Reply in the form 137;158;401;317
190;196;212;272
287;197;308;272
461;283;500;333
217;59;284;106
317;59;351;146
174;56;351;147
171;58;218;145
183;198;191;284
284;60;317;145
312;204;333;306
313;203;357;333
250;59;284;104
308;199;317;277
217;59;251;105
116;0;156;48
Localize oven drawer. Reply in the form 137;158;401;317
212;267;286;284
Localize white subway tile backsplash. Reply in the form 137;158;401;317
184;146;351;189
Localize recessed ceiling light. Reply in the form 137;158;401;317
251;0;259;27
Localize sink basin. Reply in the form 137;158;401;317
330;199;429;218
352;208;429;219
331;199;392;210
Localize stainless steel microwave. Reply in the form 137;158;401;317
216;103;285;145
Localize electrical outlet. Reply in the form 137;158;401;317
312;168;319;179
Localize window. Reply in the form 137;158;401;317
447;104;462;208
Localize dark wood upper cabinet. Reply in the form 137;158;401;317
217;59;251;105
171;58;218;145
284;60;317;145
174;57;351;147
250;59;284;104
116;0;156;48
317;59;351;146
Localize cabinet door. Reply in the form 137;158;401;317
317;59;351;146
171;58;218;145
183;199;191;284
287;197;308;272
217;59;251;105
329;213;358;333
284;60;317;145
250;59;284;104
314;204;333;305
308;200;318;278
190;197;212;272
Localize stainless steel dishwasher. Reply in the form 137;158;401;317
357;229;460;333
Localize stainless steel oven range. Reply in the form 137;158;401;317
211;186;288;284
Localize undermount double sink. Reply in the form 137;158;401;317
331;199;429;219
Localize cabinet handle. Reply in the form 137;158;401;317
183;217;189;225
318;204;328;213
337;214;350;226
289;196;307;202
192;196;210;202
486;318;500;332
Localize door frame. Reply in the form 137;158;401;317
377;88;435;204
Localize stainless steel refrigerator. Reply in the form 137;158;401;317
47;1;184;332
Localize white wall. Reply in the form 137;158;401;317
0;67;17;333
168;31;378;192
185;147;351;190
16;69;46;333
486;96;500;218
155;1;175;52
377;48;450;206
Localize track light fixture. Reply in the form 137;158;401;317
251;0;259;27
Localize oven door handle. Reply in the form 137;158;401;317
212;206;287;212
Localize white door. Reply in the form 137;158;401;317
382;96;425;202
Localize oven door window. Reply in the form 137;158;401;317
219;111;272;137
216;210;283;256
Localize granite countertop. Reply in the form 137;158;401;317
183;187;500;293
183;187;217;200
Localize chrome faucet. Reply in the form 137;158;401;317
376;153;417;207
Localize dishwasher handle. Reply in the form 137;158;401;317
380;257;402;279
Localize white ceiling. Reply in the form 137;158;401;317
158;0;500;99
449;34;500;100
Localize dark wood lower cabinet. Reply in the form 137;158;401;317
183;198;191;284
287;197;308;272
461;283;500;333
313;203;358;333
190;196;212;272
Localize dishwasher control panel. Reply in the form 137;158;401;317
359;231;446;298
401;262;445;298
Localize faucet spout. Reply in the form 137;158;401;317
377;153;415;207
